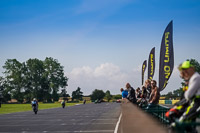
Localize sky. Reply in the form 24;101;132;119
0;0;200;96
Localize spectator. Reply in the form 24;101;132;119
137;86;148;107
135;87;141;99
146;80;160;109
144;79;151;99
141;86;147;99
126;83;137;104
120;88;128;103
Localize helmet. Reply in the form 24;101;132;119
179;61;194;70
33;98;36;101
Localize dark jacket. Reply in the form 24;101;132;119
127;87;136;103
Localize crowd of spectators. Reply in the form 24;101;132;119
120;79;160;108
120;60;200;132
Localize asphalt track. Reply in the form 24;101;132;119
0;103;121;133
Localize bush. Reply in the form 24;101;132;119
67;101;79;103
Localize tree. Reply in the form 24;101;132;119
0;76;11;102
25;58;46;102
163;91;173;100
60;89;70;98
2;57;68;103
0;76;5;105
105;90;112;102
3;59;25;103
113;94;122;100
173;88;183;97
72;87;83;101
43;57;68;101
90;89;105;101
190;59;200;73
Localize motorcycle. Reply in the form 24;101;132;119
32;104;38;114
83;99;86;104
61;101;65;108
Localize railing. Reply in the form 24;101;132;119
142;104;170;125
141;104;200;133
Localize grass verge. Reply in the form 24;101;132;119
0;102;82;115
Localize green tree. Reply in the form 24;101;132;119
60;89;70;98
190;59;200;73
3;59;25;103
163;91;173;100
105;90;112;102
90;89;105;101
113;94;122;100
25;58;46;102
44;57;68;101
2;57;68;103
173;88;183;98
72;87;83;101
0;76;5;103
0;76;11;102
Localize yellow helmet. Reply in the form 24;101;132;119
179;61;193;70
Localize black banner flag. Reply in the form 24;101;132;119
142;60;147;85
159;21;174;91
148;47;155;80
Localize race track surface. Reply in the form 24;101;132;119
0;102;121;133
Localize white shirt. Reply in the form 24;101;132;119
184;72;200;100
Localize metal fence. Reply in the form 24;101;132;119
141;104;200;133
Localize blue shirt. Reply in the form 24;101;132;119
122;90;128;98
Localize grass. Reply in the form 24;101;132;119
0;102;82;115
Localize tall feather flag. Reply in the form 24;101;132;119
159;21;174;91
148;47;155;80
142;60;147;85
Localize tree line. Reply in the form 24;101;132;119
0;57;120;103
0;57;68;103
70;88;119;102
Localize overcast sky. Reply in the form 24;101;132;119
1;0;200;95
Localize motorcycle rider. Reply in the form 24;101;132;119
61;100;65;108
31;98;38;114
83;99;86;104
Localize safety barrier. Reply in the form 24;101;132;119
141;104;200;133
173;121;200;133
142;104;170;125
